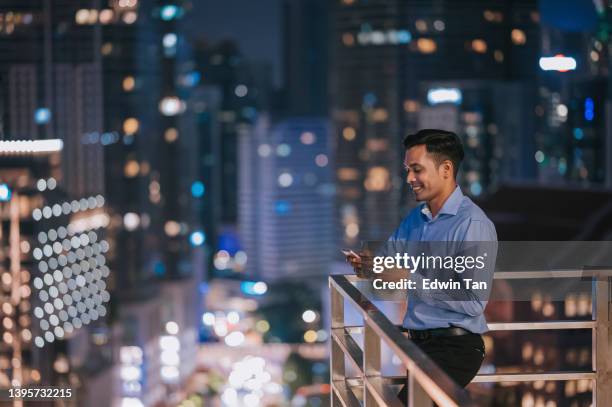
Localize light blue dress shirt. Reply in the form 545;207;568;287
387;185;497;334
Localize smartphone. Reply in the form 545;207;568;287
341;249;360;258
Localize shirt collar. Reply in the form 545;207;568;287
420;185;464;220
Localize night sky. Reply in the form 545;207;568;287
184;0;283;88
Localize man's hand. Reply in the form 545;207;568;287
345;251;361;271
344;250;371;278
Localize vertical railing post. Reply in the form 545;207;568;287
408;369;433;407
330;281;345;406
593;276;611;406
363;322;380;405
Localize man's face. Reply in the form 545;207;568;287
403;144;450;202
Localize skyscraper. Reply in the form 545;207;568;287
330;0;540;245
0;1;105;197
239;115;334;281
191;39;269;278
0;140;111;406
0;1;204;405
533;1;610;186
330;0;406;245
282;0;329;116
192;40;265;226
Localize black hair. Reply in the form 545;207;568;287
403;129;464;178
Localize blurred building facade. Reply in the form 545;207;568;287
330;0;542;245
192;40;268;225
0;143;67;398
533;1;611;186
328;6;612;406
0;1;105;198
282;0;329;116
239;115;334;282
0;1;205;406
191;40;269;279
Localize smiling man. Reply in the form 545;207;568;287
346;129;497;403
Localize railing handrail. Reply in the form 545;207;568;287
492;267;612;279
341;268;612;282
330;274;478;407
331;269;612;406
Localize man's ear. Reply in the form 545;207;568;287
442;160;453;178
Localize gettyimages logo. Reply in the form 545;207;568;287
372;253;488;274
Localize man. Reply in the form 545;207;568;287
346;129;497;402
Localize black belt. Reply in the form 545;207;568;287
401;326;472;341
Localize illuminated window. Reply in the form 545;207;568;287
124;160;140;178
579;167;589;179
257;144;271;157
364;167;390;191
149;181;161;203
101;43;113;56
556;104;568;117
337;168;360;181
278;172;293;187
370;108;388;122
416;38;436;54
542;301;554;317
122;11;137;24
99;9;114;24
345;223;359;238
342;33;355;47
483;10;503;22
577;293;591;316
471;39;487;53
123;213;140;230
511;29;526;45
533;348;544;365
160;5;180;21
366;139;388;152
403;100;420;113
118;0;138;8
164;128;178;143
87;9;98;24
159;97;185;116
140;161;150;176
234;84;248;97
164;221;180;237
300;131;316;145
494;50;504;63
122;76;135;91
303;330;317;343
342;127;356;141
75;9;89;24
415;19;427;33
276;144;291;157
433;20;445;31
122;118;139;135
163;33;177;48
315;154;328;167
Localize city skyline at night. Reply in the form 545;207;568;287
0;1;612;407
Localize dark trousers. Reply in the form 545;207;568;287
397;332;485;405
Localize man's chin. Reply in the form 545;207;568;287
413;191;427;201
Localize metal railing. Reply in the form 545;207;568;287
330;274;477;407
329;269;612;407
